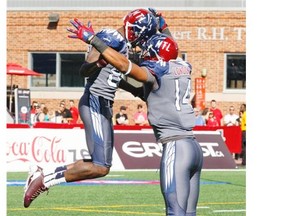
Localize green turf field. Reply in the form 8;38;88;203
7;169;246;216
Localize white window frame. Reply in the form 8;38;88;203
223;53;246;93
28;52;86;92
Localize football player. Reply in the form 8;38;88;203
23;8;183;211
68;21;204;216
23;9;158;208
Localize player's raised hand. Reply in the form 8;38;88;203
148;8;168;32
67;18;95;44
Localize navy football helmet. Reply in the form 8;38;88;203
123;9;158;47
96;29;128;56
142;33;179;61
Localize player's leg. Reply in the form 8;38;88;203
23;93;114;207
160;138;203;216
185;139;203;216
63;93;114;181
160;141;181;215
45;93;112;185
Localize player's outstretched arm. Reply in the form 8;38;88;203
67;18;95;43
118;80;145;101
79;61;101;77
94;42;148;82
67;18;149;82
79;48;107;77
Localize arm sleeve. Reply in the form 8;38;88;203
118;79;145;100
79;61;102;77
144;67;159;91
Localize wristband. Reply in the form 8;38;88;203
90;36;109;53
124;60;132;75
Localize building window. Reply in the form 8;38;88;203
30;52;86;88
225;54;246;90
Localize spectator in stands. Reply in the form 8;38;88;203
194;107;206;126
40;103;46;111
223;105;239;126
209;99;223;126
55;101;73;123
30;101;38;125
236;110;243;124
201;107;210;125
235;110;243;160
48;110;56;122
240;103;246;165
33;105;46;123
30;101;38;114
42;107;50;122
133;104;148;126
37;102;50;122
206;112;219;127
69;100;79;124
115;106;129;125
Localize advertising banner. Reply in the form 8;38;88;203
194;126;242;153
114;130;236;170
194;78;206;110
6;129;236;172
14;88;31;124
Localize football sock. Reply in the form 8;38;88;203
42;165;67;176
43;166;67;188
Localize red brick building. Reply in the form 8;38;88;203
6;1;246;124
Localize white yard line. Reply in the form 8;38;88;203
213;209;246;213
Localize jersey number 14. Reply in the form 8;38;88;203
175;79;191;111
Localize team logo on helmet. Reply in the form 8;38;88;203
123;9;158;47
142;33;179;61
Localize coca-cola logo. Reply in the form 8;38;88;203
6;136;65;163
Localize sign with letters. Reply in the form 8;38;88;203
6;129;236;172
114;130;236;169
194;78;206;110
172;27;246;41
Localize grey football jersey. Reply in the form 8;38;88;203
84;28;128;101
85;64;122;102
141;59;196;143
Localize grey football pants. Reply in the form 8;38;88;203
79;92;114;167
160;137;203;216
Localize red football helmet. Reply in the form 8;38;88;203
142;33;179;62
123;9;158;47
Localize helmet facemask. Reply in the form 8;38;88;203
123;9;158;49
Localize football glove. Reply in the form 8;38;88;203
67;18;95;44
148;8;168;32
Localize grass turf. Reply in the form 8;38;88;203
7;170;246;216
